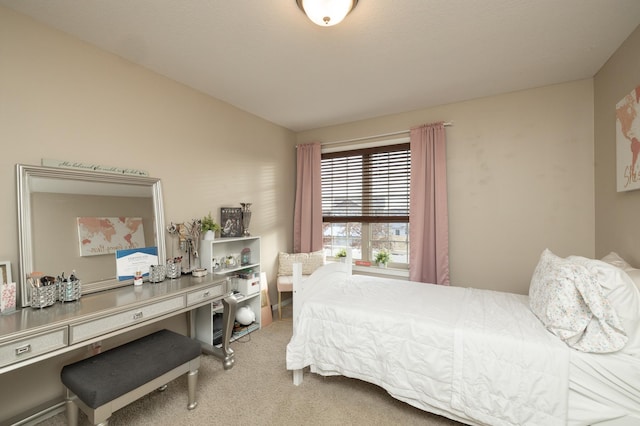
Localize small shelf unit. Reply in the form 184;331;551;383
195;236;261;350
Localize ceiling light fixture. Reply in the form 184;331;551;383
296;0;358;27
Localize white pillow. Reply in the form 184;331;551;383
529;249;627;353
569;255;640;356
601;251;632;269
626;268;640;290
278;251;325;276
601;251;640;290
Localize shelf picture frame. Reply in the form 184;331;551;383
220;207;243;238
115;246;159;281
0;261;11;285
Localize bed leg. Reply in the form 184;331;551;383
293;369;303;386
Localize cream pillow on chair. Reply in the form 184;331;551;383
278;251;325;276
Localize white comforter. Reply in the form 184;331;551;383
286;275;570;426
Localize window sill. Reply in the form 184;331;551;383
352;264;409;280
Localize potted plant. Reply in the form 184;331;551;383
335;248;347;262
201;212;220;240
375;249;390;268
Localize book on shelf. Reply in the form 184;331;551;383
232;322;259;338
220;207;242;238
232;292;246;301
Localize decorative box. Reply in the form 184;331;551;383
59;279;81;302
235;275;260;296
166;262;181;279
31;285;57;309
148;265;166;283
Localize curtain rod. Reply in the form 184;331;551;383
319;122;452;146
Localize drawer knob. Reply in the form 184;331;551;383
15;344;31;356
133;311;143;320
203;291;210;297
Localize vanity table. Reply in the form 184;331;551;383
0;275;235;375
6;164;240;423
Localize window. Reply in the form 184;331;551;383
321;143;410;267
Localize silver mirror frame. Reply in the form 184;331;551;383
16;164;166;307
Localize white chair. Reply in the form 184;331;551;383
276;251;324;319
276;275;295;320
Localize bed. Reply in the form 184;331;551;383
286;250;640;426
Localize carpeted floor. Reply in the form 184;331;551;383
41;308;466;425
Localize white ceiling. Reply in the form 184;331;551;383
3;0;640;132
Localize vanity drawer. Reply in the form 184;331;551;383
186;283;224;306
69;296;185;344
0;327;68;368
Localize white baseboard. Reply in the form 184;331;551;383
9;402;64;426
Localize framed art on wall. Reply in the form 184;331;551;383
220;207;243;238
615;85;640;191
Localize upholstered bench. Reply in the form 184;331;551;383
60;329;201;426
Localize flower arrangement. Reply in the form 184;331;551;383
375;249;390;267
335;248;347;258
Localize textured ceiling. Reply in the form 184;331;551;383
2;0;640;132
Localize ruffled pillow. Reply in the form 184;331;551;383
569;255;640;356
529;249;627;353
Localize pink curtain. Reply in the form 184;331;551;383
409;123;450;284
293;142;323;253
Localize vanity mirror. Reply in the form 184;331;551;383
16;164;166;307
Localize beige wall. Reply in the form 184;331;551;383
0;6;297;298
0;6;296;421
594;24;640;265
298;80;596;294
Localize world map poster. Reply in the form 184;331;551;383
77;217;145;257
616;85;640;192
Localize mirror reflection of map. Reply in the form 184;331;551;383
77;217;145;257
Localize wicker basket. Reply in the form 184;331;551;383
59;279;81;302
31;285;57;309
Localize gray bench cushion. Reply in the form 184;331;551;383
61;329;201;409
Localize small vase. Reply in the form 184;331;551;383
378;262;387;268
203;230;215;240
240;202;252;237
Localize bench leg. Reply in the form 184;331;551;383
187;369;198;410
65;396;79;426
